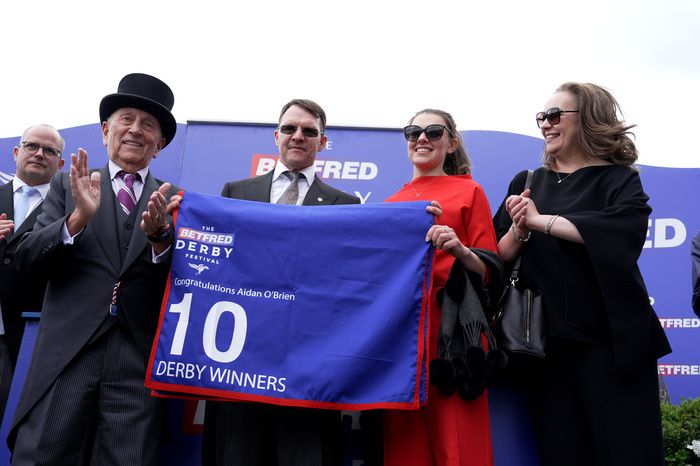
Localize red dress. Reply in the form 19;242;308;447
384;175;498;466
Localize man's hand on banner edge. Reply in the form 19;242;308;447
141;183;175;254
167;192;183;216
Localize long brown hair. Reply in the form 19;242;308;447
544;82;638;168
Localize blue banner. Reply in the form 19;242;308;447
146;192;434;410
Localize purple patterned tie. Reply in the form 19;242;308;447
117;171;139;214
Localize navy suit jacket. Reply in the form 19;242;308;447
0;181;48;365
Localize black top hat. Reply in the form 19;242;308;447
99;73;176;147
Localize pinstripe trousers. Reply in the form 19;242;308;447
11;323;167;466
0;335;13;422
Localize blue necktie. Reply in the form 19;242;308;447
14;186;38;229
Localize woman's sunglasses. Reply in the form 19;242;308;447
536;107;579;128
403;124;455;142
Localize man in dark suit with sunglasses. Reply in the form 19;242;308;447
0;125;65;423
202;99;360;466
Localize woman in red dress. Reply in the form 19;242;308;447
384;109;498;466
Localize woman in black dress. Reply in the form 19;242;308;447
493;82;671;466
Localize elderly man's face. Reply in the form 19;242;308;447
102;107;165;172
13;125;65;186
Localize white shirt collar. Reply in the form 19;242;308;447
272;160;316;184
12;176;51;200
108;159;149;182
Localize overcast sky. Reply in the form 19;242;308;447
2;0;698;168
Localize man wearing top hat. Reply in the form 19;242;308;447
8;73;179;465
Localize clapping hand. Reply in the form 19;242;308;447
0;213;14;241
67;148;101;235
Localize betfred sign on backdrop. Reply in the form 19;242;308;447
251;154;379;181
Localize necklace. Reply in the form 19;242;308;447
555;171;575;184
554;162;589;184
408;176;440;197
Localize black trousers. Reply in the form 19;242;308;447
0;335;13;423
526;338;664;466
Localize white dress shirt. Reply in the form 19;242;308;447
269;161;316;205
12;177;51;221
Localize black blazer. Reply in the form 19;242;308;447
221;170;360;206
0;181;47;365
8;166;179;447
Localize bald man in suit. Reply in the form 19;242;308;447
0;124;65;422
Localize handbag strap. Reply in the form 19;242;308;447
510;169;534;283
524;169;534;192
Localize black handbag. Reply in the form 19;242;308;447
493;169;547;359
495;256;546;358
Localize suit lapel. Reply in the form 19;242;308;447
303;178;337;206
12;200;42;237
121;172;159;273
90;166;122;274
0;182;12;249
1;181;42;246
246;171;273;202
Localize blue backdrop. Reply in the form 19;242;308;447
1;122;698;466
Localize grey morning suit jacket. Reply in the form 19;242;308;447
7;165;179;449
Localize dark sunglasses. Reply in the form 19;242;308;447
20;141;62;158
278;124;322;138
403;124;455;142
535;107;579;128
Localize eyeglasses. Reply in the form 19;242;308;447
403;124;455;142
536;107;579;128
278;124;322;138
20;141;62;158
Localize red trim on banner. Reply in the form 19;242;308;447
148;383;421;411
415;248;435;406
145;191;184;388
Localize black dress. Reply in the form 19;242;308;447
493;165;671;466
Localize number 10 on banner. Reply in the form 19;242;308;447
168;292;248;363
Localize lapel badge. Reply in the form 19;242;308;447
317;197;323;202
